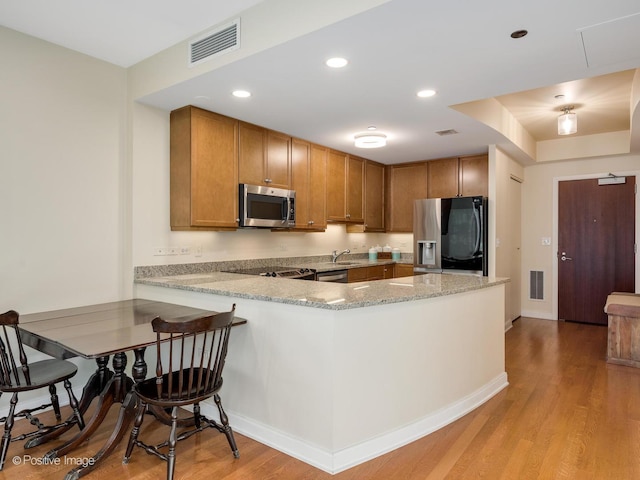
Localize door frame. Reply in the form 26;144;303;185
552;170;640;320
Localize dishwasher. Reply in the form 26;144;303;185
316;270;348;283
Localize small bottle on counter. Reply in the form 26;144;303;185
369;247;378;261
392;248;401;260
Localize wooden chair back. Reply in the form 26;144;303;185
151;304;236;403
0;310;31;388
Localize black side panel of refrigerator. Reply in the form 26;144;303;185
440;196;488;275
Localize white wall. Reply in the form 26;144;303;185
0;27;128;314
521;154;640;319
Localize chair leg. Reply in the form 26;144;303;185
0;393;18;471
123;399;146;463
167;406;178;480
63;379;85;429
214;394;239;458
49;384;61;421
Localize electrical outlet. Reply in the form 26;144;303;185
179;246;190;255
154;247;168;256
194;245;202;257
167;247;179;255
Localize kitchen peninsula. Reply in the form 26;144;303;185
134;262;508;474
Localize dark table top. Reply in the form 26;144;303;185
19;298;245;359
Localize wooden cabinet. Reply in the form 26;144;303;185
364;160;385;231
170;106;238;230
427;154;488;198
291;139;327;230
394;264;416;278
238;122;291;189
326;151;364;223
384;162;428;232
459;154;489;197
347;265;387;282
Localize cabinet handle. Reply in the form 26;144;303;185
264;178;272;184
346;213;351;219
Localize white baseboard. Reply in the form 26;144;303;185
520;310;556;321
200;372;509;474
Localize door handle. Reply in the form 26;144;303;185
560;252;572;261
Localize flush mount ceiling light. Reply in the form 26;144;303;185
232;90;251;98
354;132;387;148
558;105;577;135
326;57;348;68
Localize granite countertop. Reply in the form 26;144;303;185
135;271;508;311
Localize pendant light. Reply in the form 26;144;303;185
558;106;577;135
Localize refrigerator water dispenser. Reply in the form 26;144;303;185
417;240;437;267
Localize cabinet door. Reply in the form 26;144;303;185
308;144;328;229
291;140;326;230
326;150;347;221
347;267;369;283
385;162;428;232
266;130;291;188
459;154;488;197
238;122;266;186
364;160;384;231
427;157;458;198
367;265;385;281
394;264;416;278
291;139;311;228
170;106;238;230
346;155;364;222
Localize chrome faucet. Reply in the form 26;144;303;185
331;249;350;263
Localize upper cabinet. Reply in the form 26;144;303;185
427;154;488;198
326;151;364;223
238;122;291;189
458;154;489;197
291;139;327;230
363;160;385;231
385;162;428;232
170;106;238;231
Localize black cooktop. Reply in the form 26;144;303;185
225;266;315;279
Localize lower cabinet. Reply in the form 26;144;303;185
347;265;395;282
394;264;416;278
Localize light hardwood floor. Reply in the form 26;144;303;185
2;317;639;479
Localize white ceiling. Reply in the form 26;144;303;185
2;0;640;164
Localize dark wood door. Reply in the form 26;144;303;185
558;177;635;325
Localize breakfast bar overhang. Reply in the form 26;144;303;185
134;273;508;474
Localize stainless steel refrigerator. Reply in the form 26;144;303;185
414;196;488;275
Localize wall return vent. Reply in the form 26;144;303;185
529;270;544;300
189;18;240;67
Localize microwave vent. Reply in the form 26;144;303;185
189;18;240;67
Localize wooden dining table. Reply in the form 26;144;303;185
18;298;244;480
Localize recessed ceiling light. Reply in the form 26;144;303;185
367;125;377;130
326;57;348;68
510;29;528;39
417;89;436;98
232;90;251;98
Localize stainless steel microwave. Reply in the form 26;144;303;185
238;184;296;228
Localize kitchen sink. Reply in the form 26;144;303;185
319;261;361;266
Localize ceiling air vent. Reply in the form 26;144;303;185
189;18;240;67
435;129;459;136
